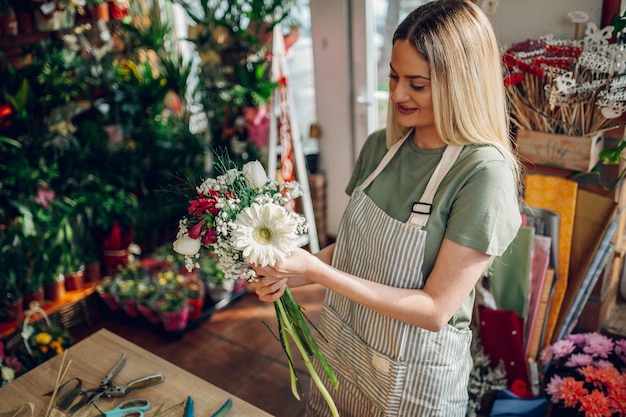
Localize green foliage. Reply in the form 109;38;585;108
0;8;207;300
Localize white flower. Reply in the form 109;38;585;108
1;366;15;383
172;236;201;256
242;160;268;189
231;202;298;266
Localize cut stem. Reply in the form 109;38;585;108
275;294;339;417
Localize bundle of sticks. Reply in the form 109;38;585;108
503;30;626;137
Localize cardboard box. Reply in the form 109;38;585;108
516;129;604;172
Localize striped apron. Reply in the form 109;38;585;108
306;135;472;417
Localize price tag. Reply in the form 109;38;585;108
567;11;590;24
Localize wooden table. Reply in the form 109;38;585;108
0;329;273;417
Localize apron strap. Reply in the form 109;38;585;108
357;130;413;191
408;144;463;228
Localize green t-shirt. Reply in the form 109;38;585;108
345;129;521;329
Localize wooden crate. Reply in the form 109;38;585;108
515;129;604;172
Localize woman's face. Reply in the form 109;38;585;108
389;40;435;131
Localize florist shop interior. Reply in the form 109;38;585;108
6;0;626;417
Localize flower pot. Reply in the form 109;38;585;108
0;11;18;36
187;297;205;321
84;260;102;284
44;276;65;302
119;299;139;318
98;292;120;311
137;304;160;324
16;12;34;34
160;306;189;332
24;288;44;308
2;294;23;322
88;3;109;22
64;270;85;292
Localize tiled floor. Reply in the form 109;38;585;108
74;284;327;417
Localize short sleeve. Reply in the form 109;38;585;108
445;157;521;256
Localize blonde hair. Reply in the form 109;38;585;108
386;0;515;166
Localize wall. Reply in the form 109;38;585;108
309;0;353;237
489;0;604;49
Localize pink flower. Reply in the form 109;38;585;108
567;333;588;346
565;353;594;367
584;333;614;359
35;182;55;208
551;339;576;360
546;375;565;403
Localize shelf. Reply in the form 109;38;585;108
0;282;97;340
99;287;249;340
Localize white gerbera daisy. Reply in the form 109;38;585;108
231;202;298;266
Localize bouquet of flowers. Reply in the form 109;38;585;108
173;159;339;416
540;332;626;417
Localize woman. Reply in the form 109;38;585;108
250;0;521;415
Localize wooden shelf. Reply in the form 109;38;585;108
0;283;97;340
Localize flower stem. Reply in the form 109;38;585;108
275;293;339;417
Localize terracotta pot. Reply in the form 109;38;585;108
44;277;65;302
84;261;102;284
24;288;44;308
3;294;24;322
16;12;34;34
64;270;85;291
0;11;18;36
88;3;109;22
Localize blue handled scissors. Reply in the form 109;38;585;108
102;398;151;417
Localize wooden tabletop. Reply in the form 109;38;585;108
0;328;274;417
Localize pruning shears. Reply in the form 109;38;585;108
89;353;165;402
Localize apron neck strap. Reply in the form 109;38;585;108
408;144;463;228
357;130;412;191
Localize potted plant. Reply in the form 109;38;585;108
0;0;17;36
153;270;190;331
85;0;109;22
0;218;24;322
8;0;33;34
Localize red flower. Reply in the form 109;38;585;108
560;377;588;409
188;195;220;217
203;228;218;245
578;389;611;417
188;220;205;239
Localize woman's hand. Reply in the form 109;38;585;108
249;247;321;302
248;275;288;302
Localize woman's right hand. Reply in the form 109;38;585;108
248;274;288;303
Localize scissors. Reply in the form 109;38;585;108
101;398;151;417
